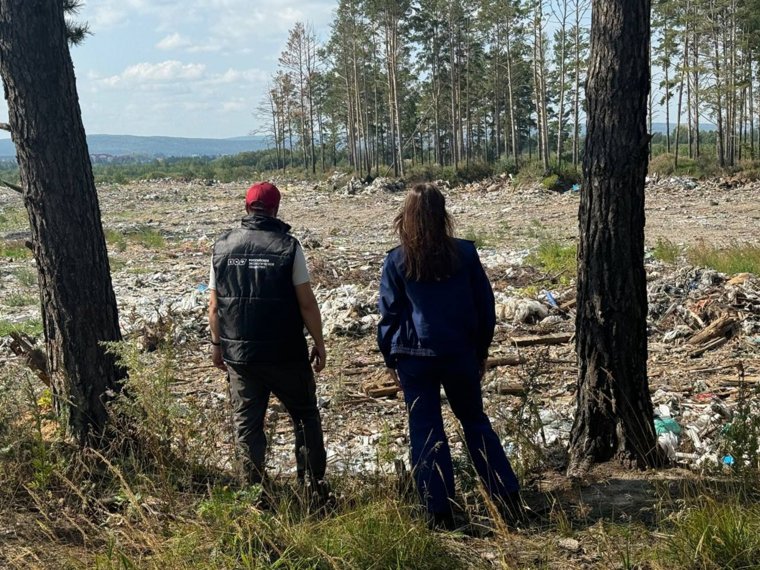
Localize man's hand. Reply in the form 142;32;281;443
211;345;227;371
310;343;326;373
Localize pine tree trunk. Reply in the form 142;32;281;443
0;0;124;444
568;0;660;476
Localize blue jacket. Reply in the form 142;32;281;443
377;239;496;368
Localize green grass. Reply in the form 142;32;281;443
687;241;760;276
653;238;681;264
108;257;127;272
126;226;165;249
463;227;490;248
13;267;38;287
0;206;28;232
0;318;43;337
4;293;37;307
667;497;760;570
93;492;462;570
0;241;31;259
104;228;127;252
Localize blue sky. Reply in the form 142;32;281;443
0;0;336;139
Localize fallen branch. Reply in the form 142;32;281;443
9;332;50;386
689;336;729;358
485;354;525;368
508;333;574;347
493;382;527;396
684;363;741;374
686;315;738;346
364;385;400;398
0;178;22;194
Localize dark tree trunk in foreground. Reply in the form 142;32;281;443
568;0;660;475
0;0;124;444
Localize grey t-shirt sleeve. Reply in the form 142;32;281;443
208;243;309;290
208;257;216;290
292;242;310;286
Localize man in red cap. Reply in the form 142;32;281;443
207;181;329;502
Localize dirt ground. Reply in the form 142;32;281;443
1;177;759;568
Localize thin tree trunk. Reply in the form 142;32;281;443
674;35;688;169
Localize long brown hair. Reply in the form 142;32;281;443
394;183;459;281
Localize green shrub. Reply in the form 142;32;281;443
541;174;560;190
405;163;447;183
456;161;494;183
514;159;550;187
495;155;519;175
648;153;721;178
526;239;577;278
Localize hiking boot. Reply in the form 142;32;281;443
307;480;337;515
427;511;491;537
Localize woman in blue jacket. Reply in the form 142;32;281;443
377;183;522;530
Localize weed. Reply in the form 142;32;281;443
109;257;127;272
126;226;165;249
687;241;760;276
526;239;577;281
0;206;28;232
719;370;760;471
667;497;760;570
653;237;681;264
0;318;43;337
4;293;37;307
525;218;546;239
0;240;32;259
14;267;38;287
463;227;490;248
104;228;127;252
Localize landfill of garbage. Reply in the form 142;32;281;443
1;173;758;478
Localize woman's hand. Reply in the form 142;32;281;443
386;367;401;389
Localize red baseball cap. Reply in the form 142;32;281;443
245;182;281;211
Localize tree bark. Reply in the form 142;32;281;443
568;0;660;476
0;0;125;444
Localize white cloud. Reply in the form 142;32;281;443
71;1;340;137
84;1;336;48
156;32;191;50
102;60;206;87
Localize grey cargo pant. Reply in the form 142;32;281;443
227;359;327;484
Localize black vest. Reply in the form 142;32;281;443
212;215;307;363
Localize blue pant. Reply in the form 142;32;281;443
397;354;519;514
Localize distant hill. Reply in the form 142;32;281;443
651;122;716;133
0;125;714;161
0;134;269;160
